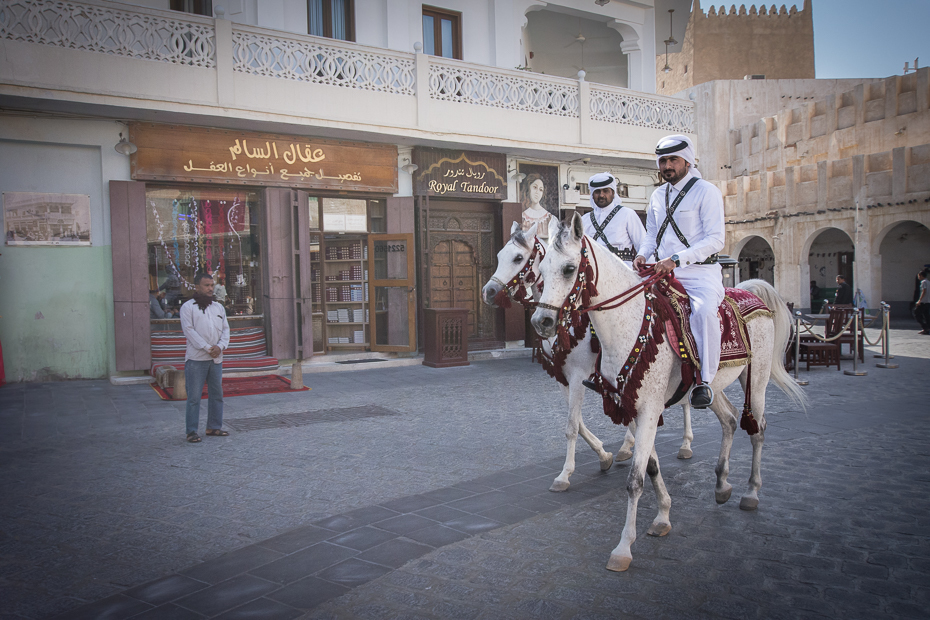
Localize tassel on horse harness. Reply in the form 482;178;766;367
491;236;546;309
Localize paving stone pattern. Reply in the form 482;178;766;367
0;328;927;619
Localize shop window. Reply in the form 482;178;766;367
422;6;461;59
308;0;355;41
170;0;212;16
146;187;264;318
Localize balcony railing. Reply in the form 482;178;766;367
0;0;216;67
0;0;694;136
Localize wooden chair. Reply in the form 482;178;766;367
826;307;864;362
799;341;841;371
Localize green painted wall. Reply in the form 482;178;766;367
1;129;122;382
0;246;114;380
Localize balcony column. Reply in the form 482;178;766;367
620;40;643;92
215;16;234;106
415;48;430;129
578;74;592;146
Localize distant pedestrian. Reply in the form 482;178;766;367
180;273;230;443
810;280;821;313
834;275;853;306
916;269;930;335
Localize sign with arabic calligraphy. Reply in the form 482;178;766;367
412;148;506;200
129;123;397;193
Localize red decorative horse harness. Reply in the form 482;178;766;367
547;237;768;434
492;236;546;310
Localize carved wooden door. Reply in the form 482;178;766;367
430;239;478;337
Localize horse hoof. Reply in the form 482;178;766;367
599;455;614;471
739;496;759;511
549;480;570;492
647;522;671;537
615;448;633;462
715;485;732;504
677;447;693;459
606;553;632;572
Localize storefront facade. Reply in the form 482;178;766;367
411;148;523;350
111;123;414;373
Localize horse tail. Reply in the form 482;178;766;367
737;279;809;412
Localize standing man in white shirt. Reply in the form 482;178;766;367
180;273;231;442
583;172;645;265
633;135;725;409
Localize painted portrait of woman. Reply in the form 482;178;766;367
520;173;552;239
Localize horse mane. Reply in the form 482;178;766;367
511;228;531;250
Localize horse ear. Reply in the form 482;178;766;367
510;221;521;236
547;216;559;241
571;212;584;242
525;222;538;239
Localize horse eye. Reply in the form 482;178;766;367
562;265;576;277
513;255;523;263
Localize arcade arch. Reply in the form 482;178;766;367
877;220;930;316
807;228;855;292
736;236;774;285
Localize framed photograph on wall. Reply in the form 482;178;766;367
517;162;559;239
3;192;92;246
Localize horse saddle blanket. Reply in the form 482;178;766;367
653;278;772;370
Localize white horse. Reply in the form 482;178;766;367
482;221;693;493
531;214;806;571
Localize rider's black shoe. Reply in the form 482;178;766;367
689;384;714;409
581;378;599;392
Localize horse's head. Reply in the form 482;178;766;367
531;213;586;338
482;222;538;307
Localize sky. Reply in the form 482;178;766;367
812;0;930;79
660;1;930;80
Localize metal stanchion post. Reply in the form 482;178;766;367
844;311;867;376
794;312;808;386
877;302;898;369
873;301;894;359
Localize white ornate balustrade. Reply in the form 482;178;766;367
428;58;579;118
0;0;694;151
590;85;693;133
232;25;416;96
0;0;216;68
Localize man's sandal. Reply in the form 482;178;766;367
187;432;202;443
205;429;229;437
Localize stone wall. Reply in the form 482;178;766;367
657;0;814;96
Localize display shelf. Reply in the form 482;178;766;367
322;235;370;352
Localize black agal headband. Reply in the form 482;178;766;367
655;141;688;156
589;175;615;189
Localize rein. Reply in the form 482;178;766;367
581;264;669;314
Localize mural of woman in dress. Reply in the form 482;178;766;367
520;173;552;239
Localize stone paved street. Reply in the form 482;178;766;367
0;327;928;619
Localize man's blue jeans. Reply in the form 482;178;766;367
185;359;223;435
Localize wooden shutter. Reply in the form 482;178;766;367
263;188;313;360
110;180;151;371
501;201;525;342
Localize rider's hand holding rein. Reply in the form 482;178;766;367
633;254;675;277
653;257;676;276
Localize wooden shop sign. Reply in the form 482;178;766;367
129;123;398;193
413;148;506;200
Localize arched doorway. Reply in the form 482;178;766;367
737;236;775;285
807;228;855;307
879;220;930;317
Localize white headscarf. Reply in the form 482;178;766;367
655;134;702;179
588;172;623;210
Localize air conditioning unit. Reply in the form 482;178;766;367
562;187;581;204
744;74;766;80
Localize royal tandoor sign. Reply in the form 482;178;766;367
129;123;398;193
413;147;506;200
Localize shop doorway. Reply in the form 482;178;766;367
419;200;502;349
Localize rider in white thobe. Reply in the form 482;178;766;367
635;135;725;408
583;172;645;266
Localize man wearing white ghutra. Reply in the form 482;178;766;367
633;135;725;409
583;172;645;265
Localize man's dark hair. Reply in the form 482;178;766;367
920;268;930;278
193;273;214;286
836;275;846;281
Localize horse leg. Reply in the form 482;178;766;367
709;392;738;504
740;376;767;511
607;408;662;572
577;420;614;472
678;402;694;459
615;419;636;462
645;446;672;537
551;384;579;492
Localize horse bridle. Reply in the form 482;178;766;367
495;236;546;307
